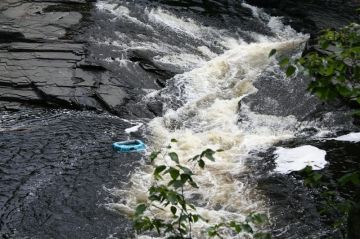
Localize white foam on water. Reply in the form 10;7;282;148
125;123;143;134
274;145;327;174
333;132;360;143
153;53;207;72
96;2;130;16
241;2;262;19
95;0;306;74
96;1;151;29
267;17;299;40
242;3;305;41
147;8;202;38
96;1;314;237
197;45;218;58
111;40;307;239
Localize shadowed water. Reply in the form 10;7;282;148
0;109;143;238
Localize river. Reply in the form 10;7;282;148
0;0;359;238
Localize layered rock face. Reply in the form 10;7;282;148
1;0;357;117
0;0;161;117
0;1;106;111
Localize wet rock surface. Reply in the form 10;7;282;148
0;2;150;237
0;0;164;118
246;0;360;37
242;69;357;129
248;136;360;238
1;0;359;116
0;109;141;238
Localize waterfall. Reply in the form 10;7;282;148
96;1;312;238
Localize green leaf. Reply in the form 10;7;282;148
177;165;193;175
337;85;352;97
180;173;191;184
150;151;160;163
170;206;177;215
286;65;296;76
279;58;289;68
201;148;216;161
154;165;166;179
135;204;147;216
254;232;272;239
234;225;242;233
300;165;314;175
268;49;277;57
188;204;196;210
338;172;360;186
167;191;178;204
229;221;236;227
313;173;323;182
320;40;330;49
352;109;360;117
228;221;242;233
171;138;178;143
168;167;180;180
191;155;200;161
207;227;222;238
188;180;199;188
198;159;205;169
169;152;179;164
320;63;335;76
149;194;160;201
240;223;253;233
248;213;268;225
169;180;185;188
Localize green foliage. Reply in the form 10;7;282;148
270;23;360;108
269;20;360;237
268;49;277;57
338;171;360;186
132;141;270;238
299;166;360;238
206;213;269;239
299;165;324;187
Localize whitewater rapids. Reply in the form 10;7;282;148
96;1;311;238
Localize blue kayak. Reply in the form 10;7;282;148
112;140;146;153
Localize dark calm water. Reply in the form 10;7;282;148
0;109;142;238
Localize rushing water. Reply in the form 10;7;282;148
92;1;341;238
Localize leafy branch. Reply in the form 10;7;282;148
269;23;360;113
299;166;360;238
268;19;360;238
132;140;270;239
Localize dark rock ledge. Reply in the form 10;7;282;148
246;0;360;38
0;0;136;115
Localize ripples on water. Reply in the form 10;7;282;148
0;109;143;238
